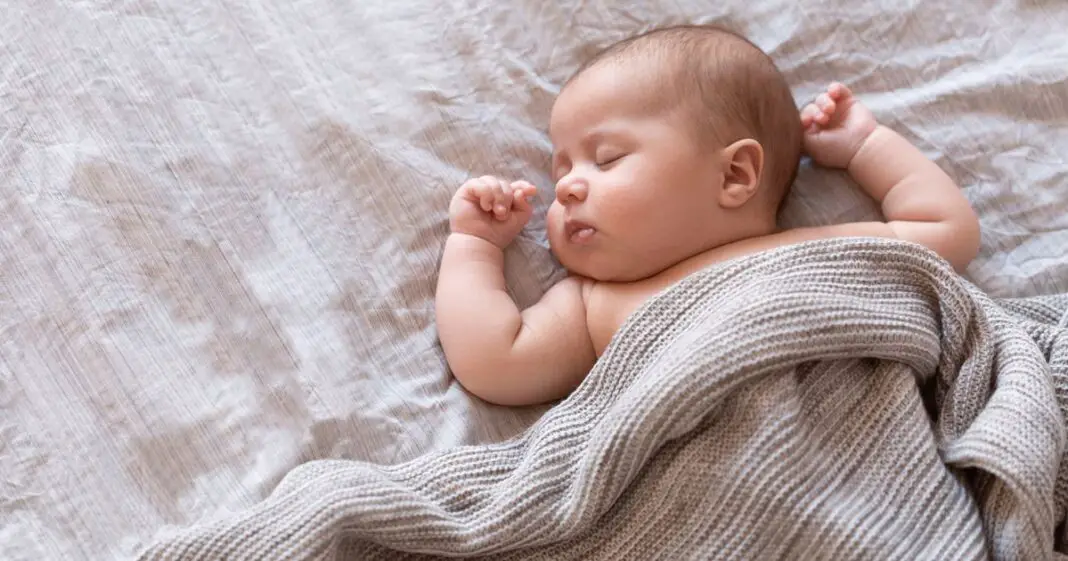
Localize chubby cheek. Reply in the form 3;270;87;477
606;192;686;264
596;182;654;238
545;202;565;249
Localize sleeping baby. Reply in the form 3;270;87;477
435;24;980;406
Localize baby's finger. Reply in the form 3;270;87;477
474;178;498;212
511;181;537;211
800;105;819;127
458;178;479;198
803;104;829;125
827;82;851;100
512;196;532;214
492;179;513;219
815;93;836;115
460;178;489;209
480;190;496;213
511;180;537;200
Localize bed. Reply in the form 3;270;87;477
2;0;1066;559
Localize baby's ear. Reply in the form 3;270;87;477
718;139;764;209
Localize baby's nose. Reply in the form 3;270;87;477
555;176;589;204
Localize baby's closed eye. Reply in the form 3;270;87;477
595;150;626;168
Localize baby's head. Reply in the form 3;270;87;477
546;25;801;282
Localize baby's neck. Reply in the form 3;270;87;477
702;212;779;254
599;213;779;286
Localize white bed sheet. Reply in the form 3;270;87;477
1;0;1066;558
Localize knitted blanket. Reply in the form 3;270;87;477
140;238;1068;560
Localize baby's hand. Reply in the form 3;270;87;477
449;176;538;249
801;83;878;169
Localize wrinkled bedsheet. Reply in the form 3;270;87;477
1;0;1066;559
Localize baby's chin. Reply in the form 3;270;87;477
549;245;647;283
549;243;597;280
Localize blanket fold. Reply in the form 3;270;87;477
140;238;1068;560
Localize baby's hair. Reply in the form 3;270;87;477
567;25;802;213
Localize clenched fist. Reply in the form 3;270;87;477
801;82;879;169
449;176;538;249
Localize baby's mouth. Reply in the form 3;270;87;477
565;219;596;244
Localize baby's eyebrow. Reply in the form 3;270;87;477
551;125;629;163
581;125;633;148
583;130;610;146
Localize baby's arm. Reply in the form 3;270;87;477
799;83;980;271
436;177;596;406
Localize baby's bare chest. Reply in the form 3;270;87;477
584;271;688;356
582;232;794;355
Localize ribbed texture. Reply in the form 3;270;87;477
140;238;1068;560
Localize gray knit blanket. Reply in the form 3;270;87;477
140;238;1068;560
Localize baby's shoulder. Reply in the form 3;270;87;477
552;274;595;301
676;223;898;276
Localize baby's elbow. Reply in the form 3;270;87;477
450;363;498;403
450;361;530;407
948;212;981;272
